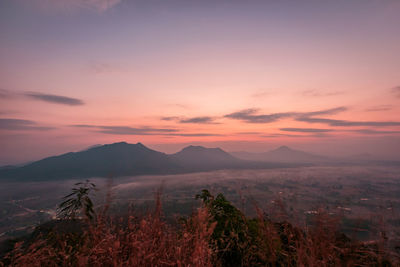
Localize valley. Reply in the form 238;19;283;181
1;165;400;250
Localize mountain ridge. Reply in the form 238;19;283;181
0;142;296;181
2;143;398;181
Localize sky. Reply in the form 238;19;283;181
1;0;400;165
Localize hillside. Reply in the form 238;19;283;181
170;145;242;171
0;142;178;180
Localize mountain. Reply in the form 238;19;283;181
231;146;331;163
170;145;241;171
0;142;178;180
0;142;303;181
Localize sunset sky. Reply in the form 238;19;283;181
1;0;400;165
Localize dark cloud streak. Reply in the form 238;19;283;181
0;118;53;131
161;116;219;124
73;125;178;135
302;106;347;117
179;116;217;124
224;106;347;124
171;133;222;137
25;92;84;106
261;133;329;138
280;128;334;133
351;129;400;135
160;116;180;121
297;117;400;127
224;109;296;123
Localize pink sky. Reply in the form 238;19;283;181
1;0;400;164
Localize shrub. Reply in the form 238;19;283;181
2;188;397;266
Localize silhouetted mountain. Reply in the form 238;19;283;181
81;144;103;151
0;142;297;181
231;145;331;163
170;145;241;171
0;142;178;180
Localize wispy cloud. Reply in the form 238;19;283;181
164;107;347;125
25;92;84;106
161;116;219;124
72;124;220;137
80;0;122;12
98;127;177;135
280;128;334;133
161;116;180;121
224;109;296;123
0;118;53;131
0;89;84;107
73;125;178;135
260;133;329;138
23;0;123;13
301;89;345;97
235;132;262;135
224;106;400;133
302;107;347;117
224;107;347;124
172;133;222;137
179;116;218;124
351;129;400;135
274;128;400;135
365;105;393;112
297;117;400;127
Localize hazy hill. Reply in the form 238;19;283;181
0;142;296;181
0;142;178;180
170;145;242;171
231;145;331;163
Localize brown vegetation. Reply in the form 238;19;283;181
1;189;398;266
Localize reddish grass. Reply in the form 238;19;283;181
4;193;215;267
2;192;398;267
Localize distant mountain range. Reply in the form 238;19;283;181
0;142;398;181
0;142;298;181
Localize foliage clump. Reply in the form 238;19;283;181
57;180;96;220
1;187;397;266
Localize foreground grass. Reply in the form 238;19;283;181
1;189;398;266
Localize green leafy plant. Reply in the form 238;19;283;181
197;189;250;266
57;180;96;220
